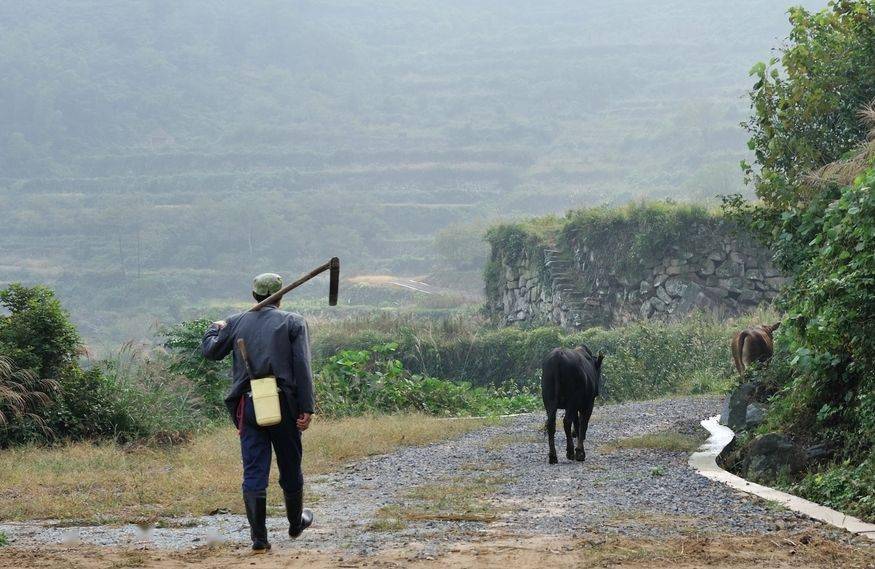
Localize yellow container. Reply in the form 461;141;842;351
250;376;282;427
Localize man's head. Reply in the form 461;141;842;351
252;272;283;304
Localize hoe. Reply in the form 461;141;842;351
249;257;340;311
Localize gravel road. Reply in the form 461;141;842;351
0;396;866;557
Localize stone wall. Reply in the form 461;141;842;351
490;225;787;330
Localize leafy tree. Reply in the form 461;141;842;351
737;0;875;259
161;319;230;416
724;0;875;520
0;284;81;378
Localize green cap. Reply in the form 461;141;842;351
252;273;283;296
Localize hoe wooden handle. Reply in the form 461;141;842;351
236;338;255;380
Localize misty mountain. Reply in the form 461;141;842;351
0;0;825;346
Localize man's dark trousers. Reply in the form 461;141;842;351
238;394;303;493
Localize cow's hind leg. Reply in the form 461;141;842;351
546;407;558;464
563;411;574;460
575;399;595;462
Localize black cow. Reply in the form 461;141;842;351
541;346;603;464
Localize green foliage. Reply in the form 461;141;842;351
560;201;718;279
161;319;229;417
725;0;875;521
751;172;874;457
157;317;539;420
0;284;204;445
0;284;81;378
315;343;538;418
741;0;875;217
95;348;205;441
485;217;561;264
49;348;204;443
791;455;875;522
313;312;738;400
0;531;7;547
0;284;76;445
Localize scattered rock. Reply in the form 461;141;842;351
650;297;667;312
665;277;692;298
656;286;672;304
704;286;729;299
720;382;755;431
805;442;836;463
698;259;716;276
744;433;805;484
716;260;745;278
745;402;766;429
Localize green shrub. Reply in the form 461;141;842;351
161;319;229;417
313;311;743;401
315;343;538;418
0;283;208;446
723;0;875;521
49;347;205;443
0;284;80;380
484;216;561;303
747;171;874;457
791;455;875;522
560;201;719;280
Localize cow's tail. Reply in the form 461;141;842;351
542;353;561;409
732;330;750;375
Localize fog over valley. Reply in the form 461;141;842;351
0;0;825;347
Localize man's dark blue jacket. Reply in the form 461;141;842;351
201;305;315;419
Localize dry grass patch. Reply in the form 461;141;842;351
0;414;487;523
371;472;510;529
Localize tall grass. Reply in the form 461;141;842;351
50;346;206;443
311;310;779;401
315;343;538;417
0;356;58;443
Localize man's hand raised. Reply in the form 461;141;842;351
213;320;227;330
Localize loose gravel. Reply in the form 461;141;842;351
0;396;865;555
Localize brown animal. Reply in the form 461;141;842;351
731;323;780;375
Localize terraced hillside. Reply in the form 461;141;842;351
0;0;824;344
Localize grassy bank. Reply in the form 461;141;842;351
0;415;489;523
312;311;777;400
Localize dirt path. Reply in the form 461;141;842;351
1;396;872;568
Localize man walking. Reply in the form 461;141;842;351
202;273;315;552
